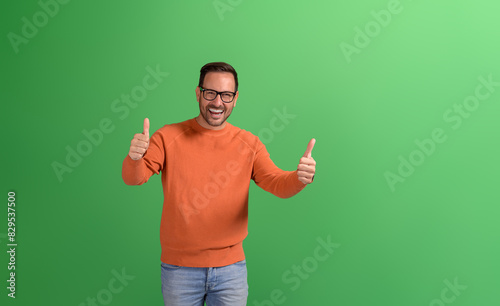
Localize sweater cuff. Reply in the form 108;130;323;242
123;154;144;167
122;155;147;185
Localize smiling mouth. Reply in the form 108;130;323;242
208;108;224;118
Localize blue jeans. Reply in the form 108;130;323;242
161;259;248;306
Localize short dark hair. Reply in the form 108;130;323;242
198;62;238;92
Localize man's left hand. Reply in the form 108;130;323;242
297;138;316;184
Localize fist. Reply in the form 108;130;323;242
297;138;316;184
129;118;150;160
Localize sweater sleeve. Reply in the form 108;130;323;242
122;130;165;185
251;141;306;198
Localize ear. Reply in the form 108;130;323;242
195;86;201;102
233;91;239;107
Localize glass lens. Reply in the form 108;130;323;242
221;92;234;102
203;90;217;100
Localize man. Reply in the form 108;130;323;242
122;62;316;305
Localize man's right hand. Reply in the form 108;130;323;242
128;118;150;160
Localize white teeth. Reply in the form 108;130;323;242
209;108;223;113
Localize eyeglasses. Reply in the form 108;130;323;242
200;87;236;103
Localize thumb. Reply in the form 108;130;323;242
303;138;316;158
143;118;150;138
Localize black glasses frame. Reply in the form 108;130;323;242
200;86;236;103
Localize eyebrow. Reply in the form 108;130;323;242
202;87;236;93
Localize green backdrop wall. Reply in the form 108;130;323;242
1;0;499;305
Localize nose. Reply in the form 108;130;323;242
211;94;223;107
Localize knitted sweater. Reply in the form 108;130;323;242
122;118;306;267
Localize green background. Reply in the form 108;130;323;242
1;0;499;305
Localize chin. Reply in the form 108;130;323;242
207;118;226;127
203;113;225;127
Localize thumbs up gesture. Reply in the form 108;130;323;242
128;118;150;160
297;138;316;184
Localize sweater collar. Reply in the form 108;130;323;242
189;117;232;135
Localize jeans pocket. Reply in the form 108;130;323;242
161;262;182;269
233;259;246;266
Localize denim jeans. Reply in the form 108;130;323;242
161;259;248;306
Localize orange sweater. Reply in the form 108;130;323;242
122;118;306;267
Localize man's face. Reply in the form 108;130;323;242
196;72;238;129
